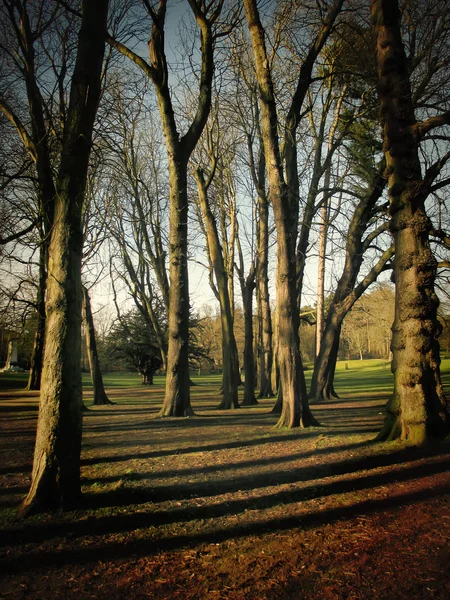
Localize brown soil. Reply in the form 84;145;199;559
0;384;449;599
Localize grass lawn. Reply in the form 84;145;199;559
3;357;449;399
0;359;449;599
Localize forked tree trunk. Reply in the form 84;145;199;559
19;0;109;516
371;0;449;443
110;2;221;417
236;236;257;407
309;160;389;402
82;287;113;406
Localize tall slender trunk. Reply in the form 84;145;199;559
244;0;342;427
256;190;273;398
195;169;239;409
371;0;449;443
241;278;257;406
315;181;329;360
27;243;47;390
82;287;113;406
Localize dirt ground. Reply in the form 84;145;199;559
0;384;449;599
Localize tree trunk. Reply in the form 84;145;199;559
256;190;274;398
244;0;324;428
241;281;257;406
195;169;239;410
27;243;47;390
19;0;109;516
82;287;113;406
371;0;449;443
236;235;257;407
315;186;329;360
159;159;193;417
309;244;394;402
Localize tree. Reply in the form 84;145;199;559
109;0;230;417
19;0;110;516
371;0;450;442
309;162;394;402
193;124;240;409
105;309;164;383
243;0;344;428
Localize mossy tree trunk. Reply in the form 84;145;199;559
19;0;109;516
371;0;450;443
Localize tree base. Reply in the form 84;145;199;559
159;405;195;417
241;397;258;406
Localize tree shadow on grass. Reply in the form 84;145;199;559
1;443;449;549
80;439;378;485
1;480;448;575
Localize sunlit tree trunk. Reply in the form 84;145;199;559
371;0;450;442
19;0;109;516
160;157;193;416
244;0;343;427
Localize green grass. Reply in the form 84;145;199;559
1;358;449;396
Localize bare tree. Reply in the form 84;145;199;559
19;0;110;516
109;0;232;417
243;0;344;427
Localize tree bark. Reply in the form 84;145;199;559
19;0;109;516
195;169;239;410
371;0;450;443
82;287;113;406
159;159;193;416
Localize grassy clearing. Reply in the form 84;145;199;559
2;357;449;402
0;360;449;599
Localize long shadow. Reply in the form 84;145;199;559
80;431;320;466
82;448;450;505
0;404;39;413
2;446;449;550
80;440;375;484
1;483;448;575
